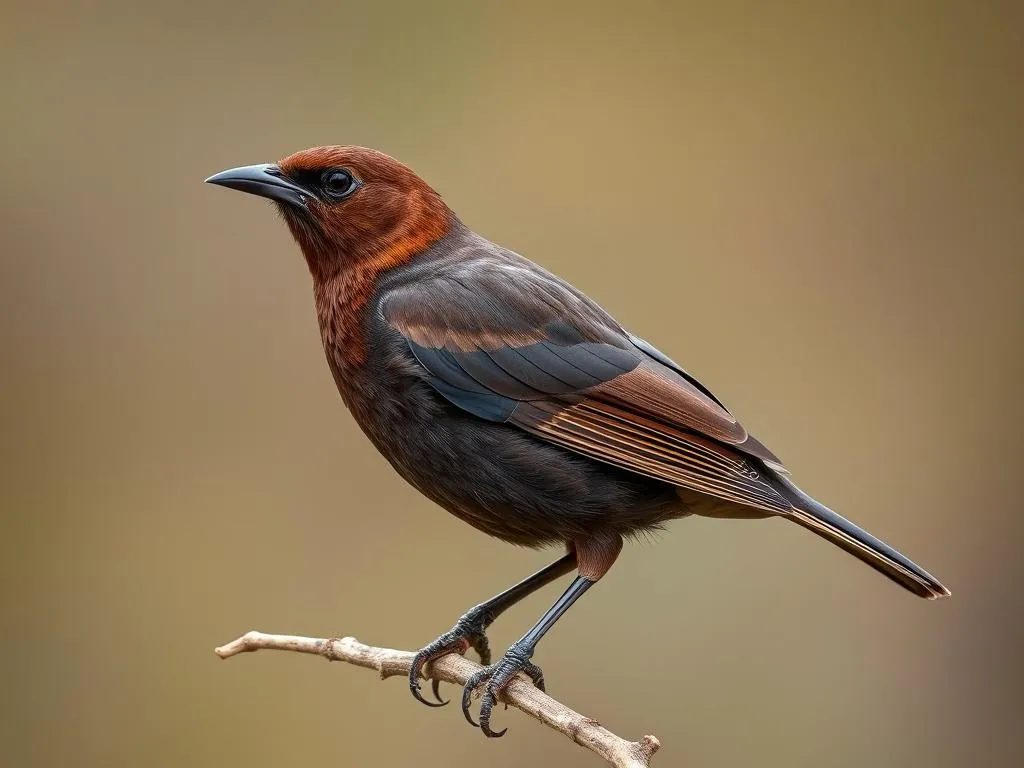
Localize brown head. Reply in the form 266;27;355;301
205;146;452;281
206;146;454;368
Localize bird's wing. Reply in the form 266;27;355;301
381;258;792;514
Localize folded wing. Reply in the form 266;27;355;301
382;257;792;515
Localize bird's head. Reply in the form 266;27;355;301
206;146;452;280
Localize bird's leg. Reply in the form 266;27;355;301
462;534;622;737
409;548;577;706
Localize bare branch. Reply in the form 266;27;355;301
215;630;660;768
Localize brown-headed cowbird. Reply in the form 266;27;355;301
206;146;950;737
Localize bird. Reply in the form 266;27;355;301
205;145;950;737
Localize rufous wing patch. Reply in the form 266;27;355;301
590;360;747;445
512;398;792;515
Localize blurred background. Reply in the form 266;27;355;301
2;1;1021;766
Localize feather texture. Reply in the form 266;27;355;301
382;249;789;516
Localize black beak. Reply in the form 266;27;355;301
204;164;311;208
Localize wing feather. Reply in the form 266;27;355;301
382;256;790;513
512;400;790;513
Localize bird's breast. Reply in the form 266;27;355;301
314;269;380;371
315;320;681;545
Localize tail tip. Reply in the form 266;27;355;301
926;583;952;600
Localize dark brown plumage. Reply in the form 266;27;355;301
206;145;950;737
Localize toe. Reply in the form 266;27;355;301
524;661;545;692
409;632;474;707
478;688;507;738
461;667;491;726
471;634;492;666
408;650;448;707
410;679;448;707
459;644;546;735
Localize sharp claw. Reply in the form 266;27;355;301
462;689;480;727
409;651;450;708
462;668;491;726
409;652;447;707
462;649;543;738
409;607;494;708
430;677;448;705
478;690;507;738
410;680;448;708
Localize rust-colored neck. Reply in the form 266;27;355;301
303;189;452;371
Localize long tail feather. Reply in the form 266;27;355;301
773;475;950;599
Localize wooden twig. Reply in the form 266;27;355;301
215;630;660;767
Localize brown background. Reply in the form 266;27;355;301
2;2;1021;766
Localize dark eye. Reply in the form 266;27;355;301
322;169;357;199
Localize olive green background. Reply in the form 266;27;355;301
2;2;1021;766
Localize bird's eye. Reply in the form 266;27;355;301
322;169;357;199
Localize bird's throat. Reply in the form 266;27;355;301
310;198;452;369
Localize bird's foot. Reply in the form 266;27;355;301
409;604;494;706
461;641;544;737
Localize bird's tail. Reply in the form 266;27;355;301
773;474;950;599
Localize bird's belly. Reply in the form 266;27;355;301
350;377;681;546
